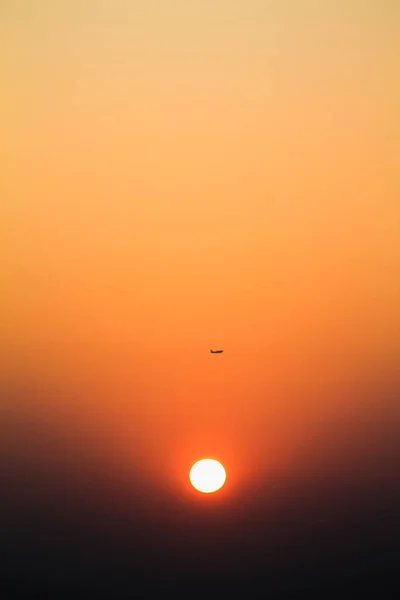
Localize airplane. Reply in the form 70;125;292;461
210;349;224;354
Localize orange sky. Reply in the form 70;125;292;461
1;1;399;500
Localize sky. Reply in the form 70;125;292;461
1;1;400;597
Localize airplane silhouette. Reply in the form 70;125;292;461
210;349;223;354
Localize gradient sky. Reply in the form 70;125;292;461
1;1;399;509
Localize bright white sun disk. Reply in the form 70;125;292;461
189;458;226;493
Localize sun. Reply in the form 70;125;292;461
189;458;226;493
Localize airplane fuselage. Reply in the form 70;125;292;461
210;349;223;353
